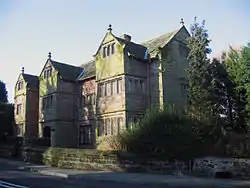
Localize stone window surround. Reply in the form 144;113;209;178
17;81;24;90
16;104;22;115
81;93;95;107
79;125;92;145
99;78;122;97
42;94;53;110
102;42;116;58
44;67;53;79
128;77;146;93
99;117;123;136
16;123;24;136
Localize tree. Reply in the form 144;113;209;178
0;80;8;103
186;17;213;121
224;45;249;132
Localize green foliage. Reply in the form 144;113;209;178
0;102;14;139
224;45;250;131
0;80;8;103
186;18;214;121
119;105;203;161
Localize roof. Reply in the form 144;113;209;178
78;60;95;80
140;28;180;57
22;74;39;88
50;60;83;82
115;37;147;60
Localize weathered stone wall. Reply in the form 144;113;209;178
161;27;189;110
26;88;39;138
14;75;27;136
193;157;250;178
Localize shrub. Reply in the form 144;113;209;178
96;135;124;151
119;105;203;161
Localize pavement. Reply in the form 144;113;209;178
1;158;250;187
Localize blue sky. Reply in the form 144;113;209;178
1;0;249;103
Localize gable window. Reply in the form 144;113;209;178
44;67;52;79
17;81;24;90
107;45;110;56
103;47;107;58
16;104;22;115
111;43;115;54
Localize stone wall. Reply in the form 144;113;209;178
193;157;250;178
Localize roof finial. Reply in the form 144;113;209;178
180;18;184;26
21;67;24;74
48;52;52;59
107;24;112;32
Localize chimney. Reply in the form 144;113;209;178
120;34;131;42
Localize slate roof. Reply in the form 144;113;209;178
22;74;39;89
140;28;180;57
50;27;183;82
115;37;147;60
50;60;83;82
78;60;95;80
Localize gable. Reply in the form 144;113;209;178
39;59;54;78
39;59;83;82
93;29;122;57
15;74;26;88
141;25;190;57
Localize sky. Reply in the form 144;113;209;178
0;0;249;103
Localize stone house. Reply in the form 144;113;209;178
14;68;39;138
14;21;190;147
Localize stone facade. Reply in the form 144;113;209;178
14;22;190;148
14;71;39;138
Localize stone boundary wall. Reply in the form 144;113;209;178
193;157;250;178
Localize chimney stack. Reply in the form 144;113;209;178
120;34;131;42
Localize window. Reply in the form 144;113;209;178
105;119;111;136
106;82;111;96
44;67;52;79
111;80;117;94
103;47;106;58
134;79;138;91
111;43;115;54
17;81;24;90
16;104;22;115
85;93;95;105
107;45;110;56
140;80;145;93
117;79;122;93
117;117;123;133
100;78;122;97
79;125;92;145
17;124;23;136
98;120;104;136
42;95;54;110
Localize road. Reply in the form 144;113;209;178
1;158;250;188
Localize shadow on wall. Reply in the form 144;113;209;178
78;80;96;149
38;74;57;146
